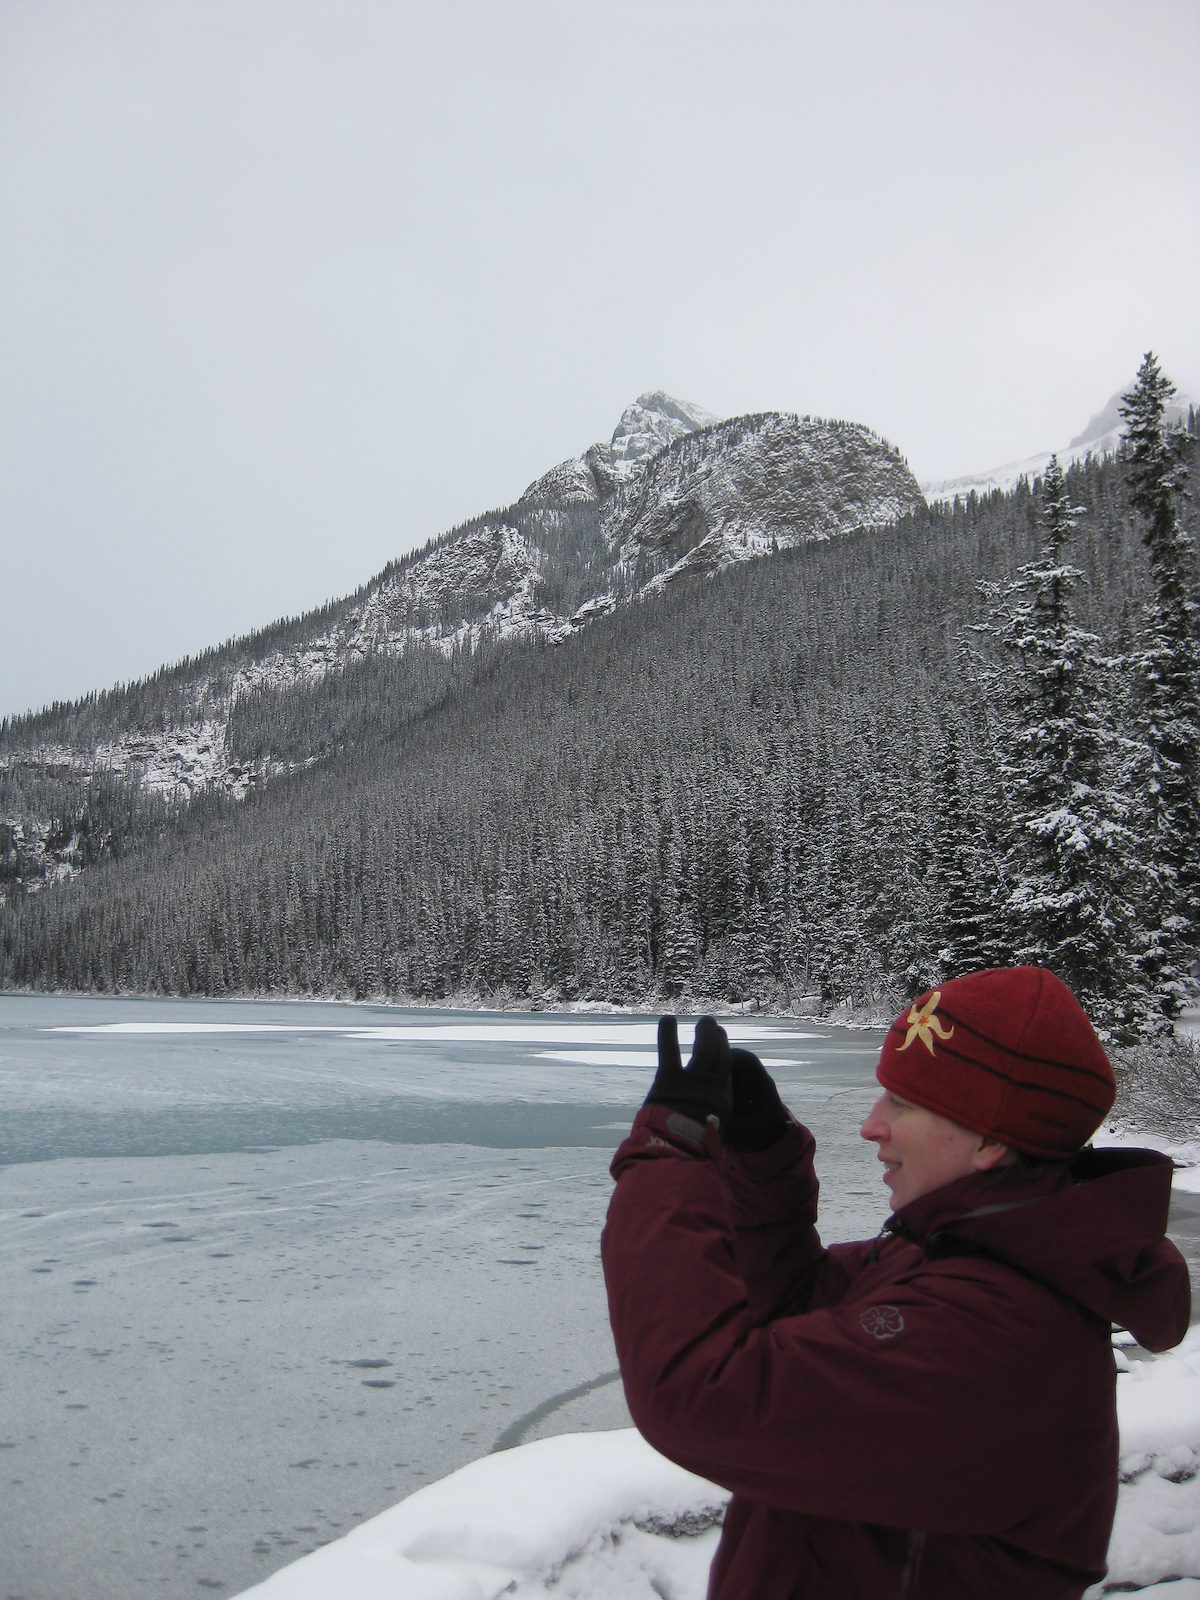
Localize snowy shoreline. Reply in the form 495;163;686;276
232;1330;1200;1600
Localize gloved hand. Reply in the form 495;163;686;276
645;1015;734;1128
725;1049;791;1151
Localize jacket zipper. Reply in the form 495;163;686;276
899;1529;926;1598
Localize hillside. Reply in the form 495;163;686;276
2;377;1196;1024
0;393;921;894
3;434;1191;1018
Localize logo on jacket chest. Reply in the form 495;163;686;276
859;1304;906;1340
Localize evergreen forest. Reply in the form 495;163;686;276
2;364;1197;1041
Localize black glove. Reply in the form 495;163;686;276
645;1015;734;1128
725;1049;791;1152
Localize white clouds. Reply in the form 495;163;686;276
2;0;1197;717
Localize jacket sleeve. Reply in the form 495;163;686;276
601;1104;1111;1536
718;1121;830;1321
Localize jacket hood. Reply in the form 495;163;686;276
889;1145;1191;1353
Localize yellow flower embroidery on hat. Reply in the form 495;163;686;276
897;992;955;1055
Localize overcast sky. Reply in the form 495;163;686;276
2;0;1198;720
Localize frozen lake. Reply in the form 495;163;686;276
0;994;886;1600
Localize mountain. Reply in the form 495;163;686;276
0;393;922;894
3;425;1196;1008
920;387;1195;504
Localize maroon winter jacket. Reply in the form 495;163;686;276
602;1104;1190;1600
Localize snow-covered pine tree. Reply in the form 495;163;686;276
658;880;698;1000
616;791;655;998
976;457;1154;1038
927;717;1011;979
1120;353;1200;1017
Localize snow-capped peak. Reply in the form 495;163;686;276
921;386;1195;505
609;391;720;465
1066;387;1193;457
1067;393;1132;452
517;391;722;508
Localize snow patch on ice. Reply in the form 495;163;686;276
48;1019;819;1047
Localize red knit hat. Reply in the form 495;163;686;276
876;967;1116;1159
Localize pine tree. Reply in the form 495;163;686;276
927;719;1011;978
1120;353;1200;1017
976;457;1154;1037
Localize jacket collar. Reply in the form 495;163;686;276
884;1160;1072;1247
879;1145;1189;1352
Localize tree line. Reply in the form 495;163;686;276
2;358;1196;1038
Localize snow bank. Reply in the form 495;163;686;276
1102;1328;1200;1595
1098;1125;1200;1192
234;1331;1200;1599
229;1429;724;1599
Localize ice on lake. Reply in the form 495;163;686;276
0;994;885;1600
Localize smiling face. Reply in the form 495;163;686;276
860;1085;1010;1210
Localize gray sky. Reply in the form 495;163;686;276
2;0;1198;721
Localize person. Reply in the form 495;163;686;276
601;966;1191;1599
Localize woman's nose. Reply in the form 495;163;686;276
860;1097;887;1142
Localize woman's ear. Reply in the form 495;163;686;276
973;1137;1014;1174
